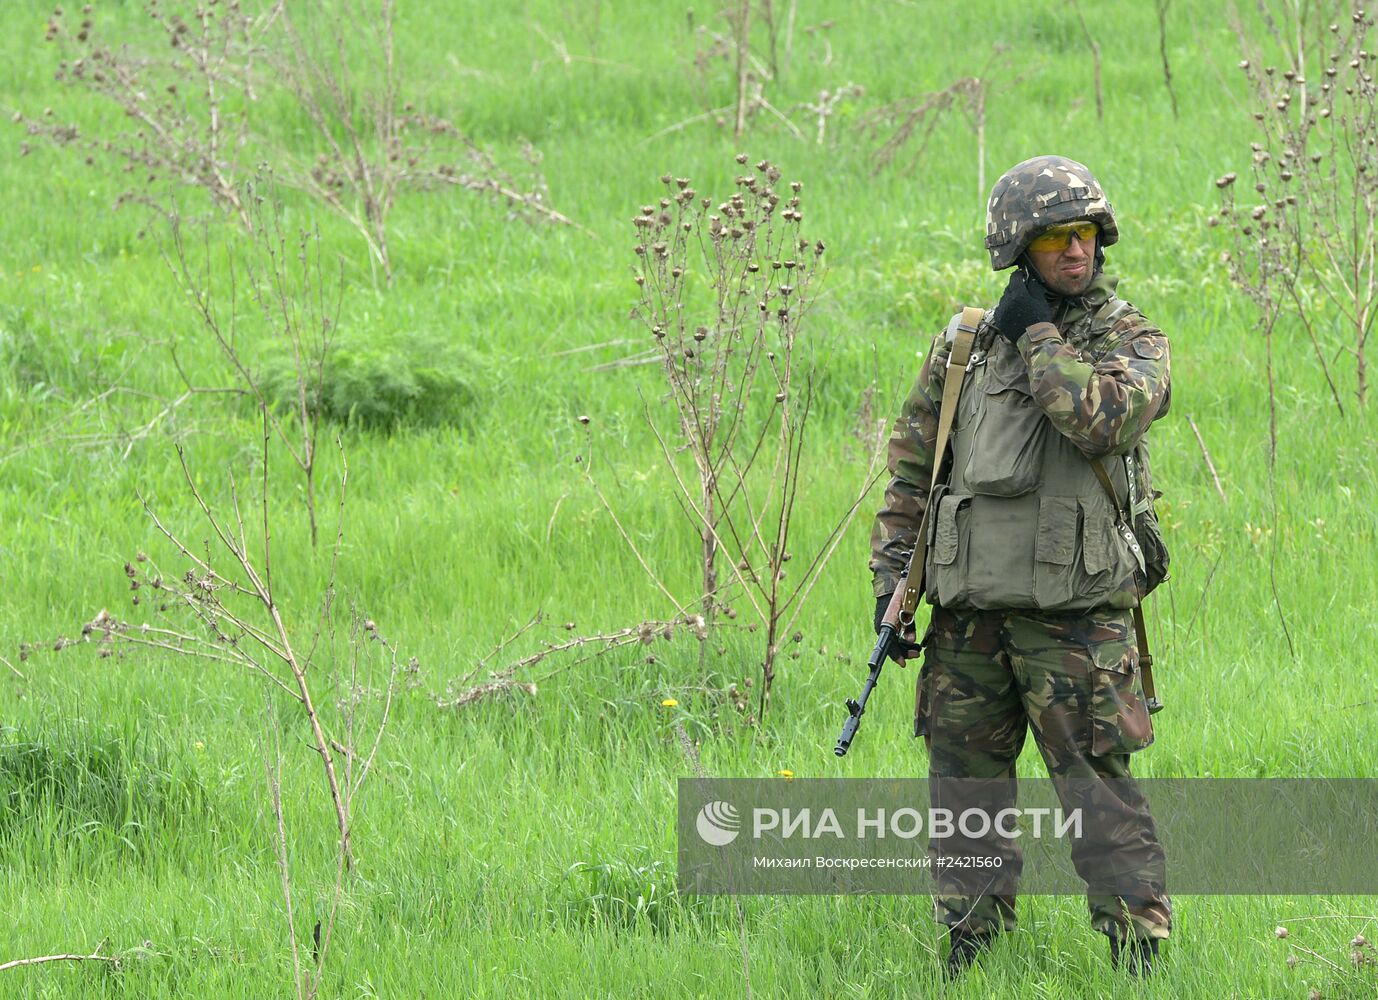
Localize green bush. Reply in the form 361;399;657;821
261;330;484;431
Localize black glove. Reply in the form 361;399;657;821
990;267;1054;343
875;594;892;634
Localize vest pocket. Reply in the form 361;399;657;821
933;492;967;565
1080;499;1114;576
962;357;1048;497
1080;497;1144;609
1033;496;1077;608
926;491;972;606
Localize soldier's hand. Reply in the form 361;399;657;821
991;267;1054;342
875;593;920;664
874;594;892;634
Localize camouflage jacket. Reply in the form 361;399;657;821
869;272;1171;598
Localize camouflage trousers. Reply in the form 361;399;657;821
914;604;1171;941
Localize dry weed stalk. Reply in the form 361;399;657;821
797;83;865;145
1273;921;1377;994
64;428;399;998
730;0;754;137
437;612;710;710
270;0;579;279
76;434;393;873
0;944;119;975
20;0;281;227
847;382;888;464
1156;0;1181;118
619;155;886;716
674;5;831;142
526;1;620;74
165;179;339;547
859;48;1023;207
756;0;800;86
19;0;572;282
261;604;399;1000
1068;0;1105;122
0;335;234;470
1216;2;1378;417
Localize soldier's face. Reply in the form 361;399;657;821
1027;225;1096;296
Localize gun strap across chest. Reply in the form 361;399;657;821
896;306;982;627
1090;459;1162;713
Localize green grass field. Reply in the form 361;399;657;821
3;0;1378;996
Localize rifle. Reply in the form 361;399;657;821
834;575;918;756
834;306;983;756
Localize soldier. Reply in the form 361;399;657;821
869;155;1172;977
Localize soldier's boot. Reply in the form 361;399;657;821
945;928;995;979
1108;934;1159;977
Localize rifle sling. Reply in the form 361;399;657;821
896;306;982;626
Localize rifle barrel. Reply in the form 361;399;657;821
834;627;892;756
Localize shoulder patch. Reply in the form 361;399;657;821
1133;338;1165;360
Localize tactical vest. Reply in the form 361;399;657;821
924;327;1150;613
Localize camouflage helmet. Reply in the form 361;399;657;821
984;155;1118;270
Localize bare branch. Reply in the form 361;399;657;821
0;944;118;974
1187;415;1228;503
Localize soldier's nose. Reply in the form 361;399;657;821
1064;238;1089;260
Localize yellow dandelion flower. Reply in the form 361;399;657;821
777;769;794;779
661;698;679;707
194;741;205;751
31;265;41;273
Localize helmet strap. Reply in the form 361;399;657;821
1016;251;1044;286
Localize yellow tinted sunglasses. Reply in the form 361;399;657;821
1027;221;1100;252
